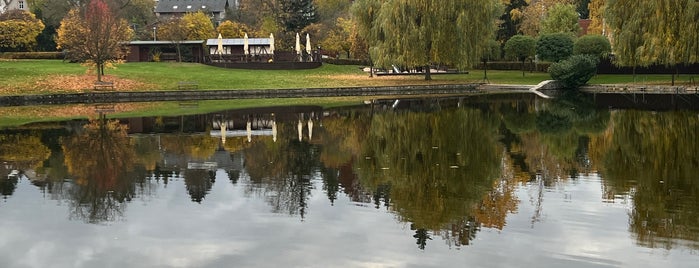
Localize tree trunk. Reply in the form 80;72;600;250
97;62;102;82
521;59;526;77
424;64;432;81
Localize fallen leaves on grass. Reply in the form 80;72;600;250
30;74;153;93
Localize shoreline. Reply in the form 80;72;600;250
1;83;697;107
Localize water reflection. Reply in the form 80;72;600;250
590;110;699;250
0;95;698;258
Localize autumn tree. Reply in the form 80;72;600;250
320;17;353;58
497;0;528;43
56;0;133;82
0;10;45;51
158;11;215;62
586;0;605;35
606;0;699;75
540;3;581;35
518;0;575;36
182;11;216;40
353;0;502;80
217;20;253;38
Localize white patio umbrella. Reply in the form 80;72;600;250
243;33;249;55
269;33;275;55
305;33;311;55
295;33;301;55
216;33;223;55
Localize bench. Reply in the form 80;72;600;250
178;81;198;90
94;81;114;91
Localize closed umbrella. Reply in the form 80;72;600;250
295;33;301;56
243;33;249;55
269;33;275;55
306;33;311;55
217;33;223;55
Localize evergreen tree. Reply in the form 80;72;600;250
278;0;318;33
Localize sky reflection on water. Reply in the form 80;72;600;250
2;171;695;268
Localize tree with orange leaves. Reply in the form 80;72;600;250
56;0;133;82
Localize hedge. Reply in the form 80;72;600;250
323;58;370;66
0;52;64;59
475;61;551;72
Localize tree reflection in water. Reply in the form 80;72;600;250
356;108;503;249
590;110;699;250
60;117;143;223
243;122;316;218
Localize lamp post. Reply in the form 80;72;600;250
153;26;157;41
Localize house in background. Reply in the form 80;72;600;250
155;0;238;25
0;0;30;13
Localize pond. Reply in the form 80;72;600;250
0;94;697;267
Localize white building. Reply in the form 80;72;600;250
0;0;30;14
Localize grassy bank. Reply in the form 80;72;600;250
1;60;695;96
0;97;369;128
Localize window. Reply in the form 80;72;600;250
19;1;25;9
186;5;192;9
173;5;178;9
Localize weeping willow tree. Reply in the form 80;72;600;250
606;0;699;80
352;0;502;80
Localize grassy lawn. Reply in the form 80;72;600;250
1;59;695;96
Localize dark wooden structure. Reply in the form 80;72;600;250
124;41;205;63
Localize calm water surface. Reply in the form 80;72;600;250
1;94;697;267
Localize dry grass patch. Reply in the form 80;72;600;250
1;75;155;95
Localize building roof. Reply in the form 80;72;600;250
206;38;271;46
155;0;233;14
126;40;205;45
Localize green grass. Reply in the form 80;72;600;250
1;60;696;96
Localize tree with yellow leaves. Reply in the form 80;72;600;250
0;10;45;52
217;20;253;38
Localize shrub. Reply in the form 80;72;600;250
573;34;611;59
548;54;598;89
536;32;574;62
